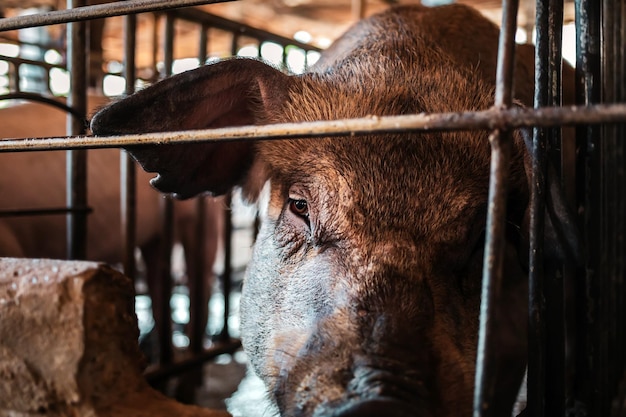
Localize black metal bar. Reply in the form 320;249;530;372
617;0;626;393
528;1;549;414
473;0;519;416
170;8;321;53
155;12;176;367
0;0;236;32
220;192;233;341
231;32;239;57
145;339;241;384
66;0;88;260
601;1;626;413
0;206;92;217
574;0;602;415
215;25;240;342
599;25;612;417
189;25;209;355
189;198;207;353
121;13;138;280
541;1;567;416
0;93;84;120
0;55;61;71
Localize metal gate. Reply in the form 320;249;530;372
0;0;625;415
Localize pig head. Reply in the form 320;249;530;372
91;4;578;417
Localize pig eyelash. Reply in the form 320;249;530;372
288;198;310;226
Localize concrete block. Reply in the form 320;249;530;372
0;258;229;417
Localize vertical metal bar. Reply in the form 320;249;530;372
121;13;137;280
152;13;160;80
189;23;209;355
473;1;519;416
617;0;626;389
574;0;602;415
216;32;239;342
534;0;567;416
220;192;233;341
66;0;88;260
351;0;365;21
157;12;176;366
528;0;548;414
231;32;239;57
600;2;613;410
8;62;20;93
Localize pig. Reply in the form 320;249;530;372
90;4;578;417
0;97;223;352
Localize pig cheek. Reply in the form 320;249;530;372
240;217;334;389
266;261;339;387
239;222;285;381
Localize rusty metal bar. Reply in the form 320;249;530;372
121;13;138;280
2;104;626;153
65;0;88;260
473;0;519;416
0;0;235;32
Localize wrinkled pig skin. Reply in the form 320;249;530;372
91;4;577;417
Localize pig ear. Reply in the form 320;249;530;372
90;58;291;199
517;126;583;265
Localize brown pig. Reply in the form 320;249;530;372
91;4;578;417
0;97;223;350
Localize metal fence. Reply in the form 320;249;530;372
0;0;625;415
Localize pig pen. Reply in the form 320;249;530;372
1;1;626;417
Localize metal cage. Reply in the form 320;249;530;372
0;0;625;415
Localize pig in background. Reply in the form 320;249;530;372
92;3;579;417
0;95;224;355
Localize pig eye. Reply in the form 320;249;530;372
288;198;309;221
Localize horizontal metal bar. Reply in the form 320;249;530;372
170;8;322;52
0;55;63;71
144;339;242;383
0;206;92;217
0;93;85;120
1;104;625;152
0;0;235;32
